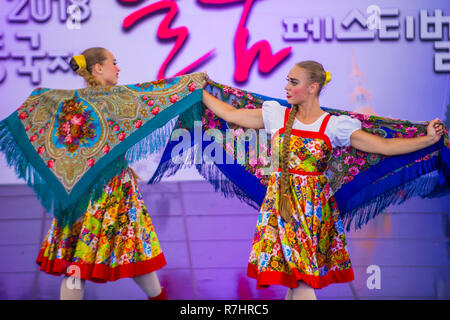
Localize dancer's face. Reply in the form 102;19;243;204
284;66;317;105
94;50;120;86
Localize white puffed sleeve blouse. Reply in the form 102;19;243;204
261;100;361;148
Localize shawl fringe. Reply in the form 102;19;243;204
195;163;261;211
0;118;127;226
338;149;450;231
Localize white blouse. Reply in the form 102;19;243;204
262;100;362;148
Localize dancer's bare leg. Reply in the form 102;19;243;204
290;280;317;300
133;272;162;298
60;276;86;300
285;288;293;300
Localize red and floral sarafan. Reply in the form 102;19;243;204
36;167;166;283
248;110;354;289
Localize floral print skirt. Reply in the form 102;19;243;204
36;167;166;283
247;172;354;289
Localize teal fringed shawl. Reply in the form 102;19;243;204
0;72;205;226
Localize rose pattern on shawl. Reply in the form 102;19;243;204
194;85;271;185
54;99;98;153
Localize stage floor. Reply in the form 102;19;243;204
0;181;449;300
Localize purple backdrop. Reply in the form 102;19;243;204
0;0;449;300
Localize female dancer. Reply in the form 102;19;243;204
202;61;444;300
36;47;167;300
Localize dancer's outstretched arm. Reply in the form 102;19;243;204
350;119;444;156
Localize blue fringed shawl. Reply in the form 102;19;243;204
149;79;450;231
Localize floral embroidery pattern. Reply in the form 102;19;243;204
55;99;96;153
201;84;271;184
248;130;353;289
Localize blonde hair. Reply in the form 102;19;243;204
279;61;328;222
69;47;107;88
296;60;329;96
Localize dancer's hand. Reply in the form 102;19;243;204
427;118;444;144
201;71;209;88
351;118;445;156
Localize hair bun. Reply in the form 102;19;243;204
69;58;79;72
70;55;87;72
324;71;331;86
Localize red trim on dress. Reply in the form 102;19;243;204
36;250;167;283
280;128;332;147
247;263;354;290
283;107;290;124
319;113;331;133
274;108;333;151
318;113;332;149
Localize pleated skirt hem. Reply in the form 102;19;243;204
247;263;354;289
36;250;167;283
